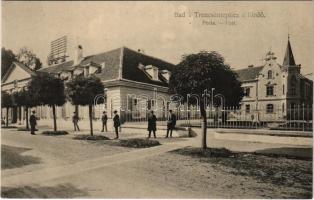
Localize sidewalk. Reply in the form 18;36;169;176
192;128;312;158
2;135;196;187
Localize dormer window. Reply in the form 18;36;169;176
144;65;159;81
161;69;171;82
73;68;84;77
84;67;89;76
60;71;70;80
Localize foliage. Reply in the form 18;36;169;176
42;131;69;136
65;76;105;106
169;51;243;107
169;51;244;149
73;135;110;140
118;138;161;148
1;48;17;78
1;91;13;108
28;73;66;131
12;89;39;108
16;47;42;71
66;76;105;136
28;73;66;107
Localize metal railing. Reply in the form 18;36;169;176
120;104;313;132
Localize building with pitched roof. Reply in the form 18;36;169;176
2;37;312;125
234;37;313;122
1;46;174;125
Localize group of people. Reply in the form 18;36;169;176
147;110;177;138
72;110;120;139
27;109;177;139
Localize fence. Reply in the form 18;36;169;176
120;104;313;132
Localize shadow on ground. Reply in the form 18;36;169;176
1;183;88;198
1;145;41;169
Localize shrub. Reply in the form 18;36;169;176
73;135;110;141
118;138;161;148
42;131;69;136
172;147;235;158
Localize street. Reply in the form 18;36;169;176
1;127;312;198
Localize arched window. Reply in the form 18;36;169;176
267;70;273;79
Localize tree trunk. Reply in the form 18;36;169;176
89;104;93;136
52;105;57;132
26;107;29;130
6;107;9;127
200;100;207;149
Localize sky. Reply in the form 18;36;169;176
2;1;314;76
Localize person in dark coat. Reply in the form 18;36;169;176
72;112;80;131
29;110;37;135
166;110;176;138
101;111;108;132
113;110;120;139
147;110;157;138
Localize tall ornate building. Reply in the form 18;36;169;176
235;37;313;122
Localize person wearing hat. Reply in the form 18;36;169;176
101;111;108;132
147;110;157;138
113;110;120;139
29;110;37;135
72;112;80;131
166;110;176;138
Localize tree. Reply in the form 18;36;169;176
1;91;14;127
66;76;105;136
13;89;39;130
28;73;66;131
16;47;42;71
1;48;17;78
169;51;243;149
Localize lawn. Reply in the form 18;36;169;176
1;183;87;198
1;145;41;169
125;147;312;198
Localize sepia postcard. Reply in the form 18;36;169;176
1;1;313;199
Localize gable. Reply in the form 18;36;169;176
259;61;284;81
2;63;32;84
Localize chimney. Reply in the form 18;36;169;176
74;45;83;65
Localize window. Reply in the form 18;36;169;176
244;87;250;97
267;70;273;79
282;85;285;95
290;75;297;96
266;86;274;96
305;83;311;97
282;103;285;113
291;86;296;96
245;104;250;113
266;104;274;113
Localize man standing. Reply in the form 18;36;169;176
101;111;108;132
29;110;37;135
72;112;80;131
147;110;157;138
166;110;176;138
113;110;120;139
